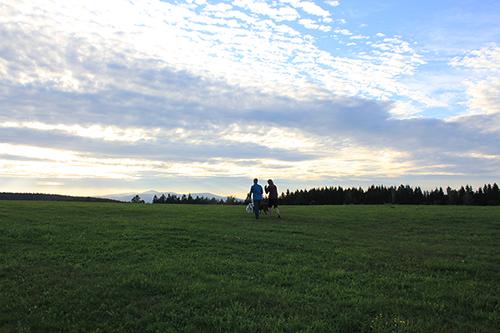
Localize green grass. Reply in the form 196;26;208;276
1;202;499;332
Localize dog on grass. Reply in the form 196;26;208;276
245;196;269;215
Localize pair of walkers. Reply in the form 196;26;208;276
248;178;281;219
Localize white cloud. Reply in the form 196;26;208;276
465;78;500;115
325;1;340;7
297;1;331;17
37;181;64;186
450;44;500;115
0;141;416;181
298;18;331;32
233;0;299;21
334;28;352;36
390;101;422;118
0;0;428;104
279;0;332;18
0;121;160;143
350;35;369;40
220;124;318;151
0;143;167;180
450;44;500;70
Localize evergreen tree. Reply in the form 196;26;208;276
131;195;144;203
159;194;166;204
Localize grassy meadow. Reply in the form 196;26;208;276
0;202;499;332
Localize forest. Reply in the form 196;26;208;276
0;193;118;203
150;183;500;206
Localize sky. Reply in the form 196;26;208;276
0;0;499;198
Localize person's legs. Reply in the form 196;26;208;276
253;200;261;219
272;200;281;218
269;199;280;218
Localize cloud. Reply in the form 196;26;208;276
298;18;331;32
450;44;500;70
350;35;369;40
278;0;332;18
1;0;499;194
325;1;340;8
0;143;167;180
465;78;500;115
334;28;352;36
37;181;64;186
1;69;499;184
233;0;300;21
0;0;427;104
450;44;500;115
0;121;160;143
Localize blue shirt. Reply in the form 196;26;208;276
250;184;263;201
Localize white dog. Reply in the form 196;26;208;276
246;202;254;214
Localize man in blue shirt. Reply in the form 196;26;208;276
249;178;263;219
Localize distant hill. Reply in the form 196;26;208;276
0;192;121;203
101;190;234;203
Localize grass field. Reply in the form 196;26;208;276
1;202;499;332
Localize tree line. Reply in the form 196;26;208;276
146;183;500;206
277;184;500;205
151;193;240;205
0;192;119;203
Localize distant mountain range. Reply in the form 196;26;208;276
100;190;235;203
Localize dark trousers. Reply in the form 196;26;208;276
253;200;261;219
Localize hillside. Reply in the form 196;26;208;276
0;192;120;203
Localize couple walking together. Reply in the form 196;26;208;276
248;178;281;219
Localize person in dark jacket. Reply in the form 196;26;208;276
265;179;281;218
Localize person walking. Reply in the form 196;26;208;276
265;179;281;218
248;178;263;219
